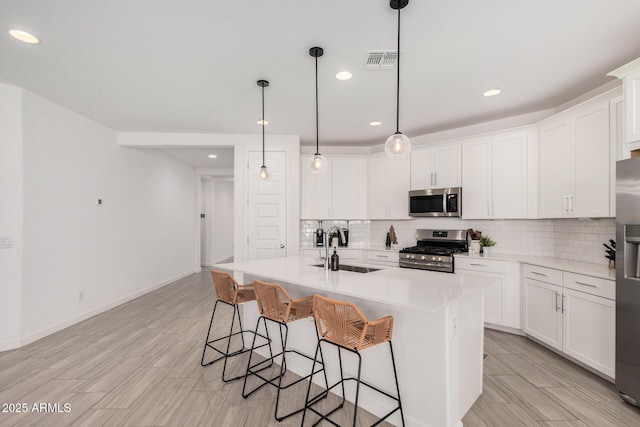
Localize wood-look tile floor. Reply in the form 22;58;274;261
0;268;638;426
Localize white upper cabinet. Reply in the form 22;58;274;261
608;58;640;146
368;153;411;219
538;94;613;218
300;156;366;219
461;128;533;219
461;137;492;219
410;143;461;190
331;157;367;219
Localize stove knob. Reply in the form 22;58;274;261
410;254;415;260
431;256;436;261
421;255;426;260
437;257;442;262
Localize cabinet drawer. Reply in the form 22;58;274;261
564;272;615;300
522;264;563;285
455;257;509;274
367;250;398;266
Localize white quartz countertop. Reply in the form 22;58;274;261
214;256;493;313
455;253;616;281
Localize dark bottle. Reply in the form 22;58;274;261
330;247;339;271
385;232;391;248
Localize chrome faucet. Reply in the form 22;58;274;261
324;226;346;270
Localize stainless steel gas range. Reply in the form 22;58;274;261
399;229;468;273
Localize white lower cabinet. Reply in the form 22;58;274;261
562;288;615;378
523;277;563;350
456;258;520;329
522;264;615;378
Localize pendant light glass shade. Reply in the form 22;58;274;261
385;132;411;158
308;153;328;173
308;47;327;174
257;79;269;180
258;165;269;180
386;0;411;159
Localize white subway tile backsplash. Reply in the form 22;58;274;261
301;217;615;266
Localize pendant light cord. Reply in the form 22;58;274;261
315;54;320;155
396;6;401;134
261;84;265;167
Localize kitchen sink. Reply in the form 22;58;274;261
311;264;380;273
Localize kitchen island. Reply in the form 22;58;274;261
215;256;493;427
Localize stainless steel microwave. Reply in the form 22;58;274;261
408;187;462;217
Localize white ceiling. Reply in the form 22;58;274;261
2;0;640;148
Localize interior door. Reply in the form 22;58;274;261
247;151;287;260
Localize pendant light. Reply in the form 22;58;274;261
308;46;328;174
257;79;269;180
385;0;412;159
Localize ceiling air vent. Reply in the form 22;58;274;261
364;50;398;70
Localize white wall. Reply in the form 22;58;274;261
0;84;23;348
19;91;196;342
211;180;234;263
119;132;301;264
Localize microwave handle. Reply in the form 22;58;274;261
443;191;449;215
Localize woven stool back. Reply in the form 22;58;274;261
211;270;240;304
312;294;393;351
253;280;293;322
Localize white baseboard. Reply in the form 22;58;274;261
0;268;198;353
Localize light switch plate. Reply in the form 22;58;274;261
0;236;13;248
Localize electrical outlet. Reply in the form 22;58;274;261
78;291;84;302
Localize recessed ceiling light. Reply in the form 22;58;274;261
369;121;382;126
257;120;269;125
336;71;352;81
9;29;39;44
483;89;501;97
208;154;217;159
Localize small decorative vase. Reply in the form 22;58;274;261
470;240;481;255
483;247;491;256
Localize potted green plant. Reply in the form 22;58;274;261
479;236;496;256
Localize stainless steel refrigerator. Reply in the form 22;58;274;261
616;156;640;407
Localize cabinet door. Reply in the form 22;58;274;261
624;69;640;144
457;269;506;325
539;119;571;218
368;155;390;219
410;148;436;190
332;157;366;219
461;137;491;219
300;156;331;219
369;154;410;219
562;288;615;378
492;132;528;218
434;144;461;188
388;156;411;218
523;278;563;351
571;102;610;217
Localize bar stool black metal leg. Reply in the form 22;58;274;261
220;304;240;382
274;323;290;421
388;341;405;427
200;299;221;367
351;352;363;427
301;340;322;427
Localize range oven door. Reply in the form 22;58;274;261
409;187;461;217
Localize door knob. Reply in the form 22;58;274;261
279;244;285;249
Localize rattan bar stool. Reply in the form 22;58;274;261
242;280;329;422
200;270;272;382
301;294;405;427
